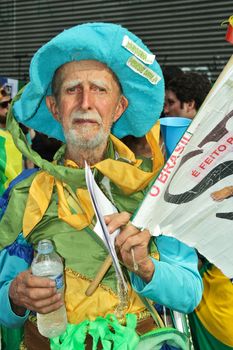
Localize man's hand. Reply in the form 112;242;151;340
9;270;64;316
105;212;154;283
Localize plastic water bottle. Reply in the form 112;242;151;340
31;239;67;338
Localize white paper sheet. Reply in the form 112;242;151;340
85;162;128;291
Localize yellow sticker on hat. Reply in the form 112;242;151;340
122;35;155;65
127;56;161;85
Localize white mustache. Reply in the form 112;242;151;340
70;111;102;124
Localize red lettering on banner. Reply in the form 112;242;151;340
192;169;200;177
192;135;233;179
169;155;177;166
158;171;168;184
204;157;213;165
227;137;233;145
150;185;160;197
218;144;226;152
174;144;185;154
212;149;220;157
163;162;174;174
199;163;206;170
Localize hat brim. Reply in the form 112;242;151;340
13;22;164;141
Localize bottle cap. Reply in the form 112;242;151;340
37;239;54;254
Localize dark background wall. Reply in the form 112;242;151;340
0;0;232;83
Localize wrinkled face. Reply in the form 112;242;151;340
47;60;127;149
164;89;196;119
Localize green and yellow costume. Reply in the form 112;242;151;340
189;262;233;350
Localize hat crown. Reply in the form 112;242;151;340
13;22;164;141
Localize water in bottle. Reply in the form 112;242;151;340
31;239;67;338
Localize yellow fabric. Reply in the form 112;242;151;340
65;268;146;324
23;172;54;236
93;132;163;194
56;179;95;231
195;265;233;346
0;129;22;189
23;133;163;236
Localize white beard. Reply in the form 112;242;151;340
64;110;111;150
65;126;109;150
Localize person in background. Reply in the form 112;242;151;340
0;86;23;195
0;23;202;350
161;65;184;89
164;71;211;119
0;88;11;128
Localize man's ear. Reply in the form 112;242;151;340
113;95;129;122
187;100;196;112
46;96;60;122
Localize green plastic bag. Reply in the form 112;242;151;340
137;327;190;350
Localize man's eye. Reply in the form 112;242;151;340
66;87;76;93
92;85;106;93
66;86;81;93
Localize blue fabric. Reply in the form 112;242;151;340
161;345;181;350
0;235;31;327
131;236;203;313
13;22;164;140
5;233;34;264
0;168;39;219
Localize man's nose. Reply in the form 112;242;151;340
80;89;93;111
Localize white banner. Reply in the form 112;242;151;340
132;55;233;279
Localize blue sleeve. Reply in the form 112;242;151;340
0;234;33;328
130;236;203;313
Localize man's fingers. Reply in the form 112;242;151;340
9;270;60;314
23;285;58;301
116;228;150;248
117;232;149;252
25;292;63;313
22;273;56;288
104;211;131;233
32;300;64;315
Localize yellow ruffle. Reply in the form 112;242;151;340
64;267;147;324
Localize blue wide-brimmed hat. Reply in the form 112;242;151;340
13;22;164;141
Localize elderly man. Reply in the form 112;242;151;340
0;23;202;349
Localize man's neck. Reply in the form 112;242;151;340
65;142;108;167
0;122;6;129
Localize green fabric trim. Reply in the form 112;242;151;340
0;135;7;195
189;311;233;350
50;314;139;350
